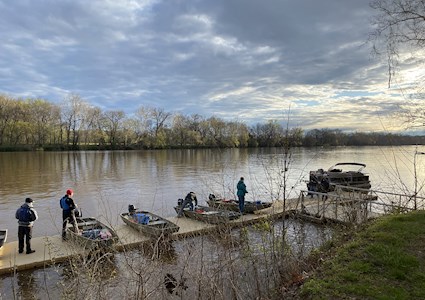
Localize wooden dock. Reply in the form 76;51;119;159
0;201;292;275
1;189;395;276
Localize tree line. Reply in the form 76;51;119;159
0;94;424;151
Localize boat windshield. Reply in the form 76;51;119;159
328;163;366;173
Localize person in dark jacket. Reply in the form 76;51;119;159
60;189;79;240
177;192;198;217
237;177;248;214
15;197;38;254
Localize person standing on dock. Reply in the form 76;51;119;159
15;197;38;254
237;177;248;214
60;189;79;240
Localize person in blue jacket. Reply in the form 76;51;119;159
15;197;38;254
60;189;79;240
237;177;248;214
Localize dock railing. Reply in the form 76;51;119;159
297;184;425;225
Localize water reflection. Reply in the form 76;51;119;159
0;218;334;299
16;271;37;300
59;252;118;299
206;226;248;250
138;238;177;263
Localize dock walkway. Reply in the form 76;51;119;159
0;201;292;275
1;189;392;276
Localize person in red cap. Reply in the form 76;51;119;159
60;189;79;240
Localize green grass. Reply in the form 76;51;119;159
299;211;425;300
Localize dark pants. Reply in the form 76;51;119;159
62;210;77;238
178;199;194;217
238;195;245;213
18;226;33;253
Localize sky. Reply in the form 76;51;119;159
0;0;424;133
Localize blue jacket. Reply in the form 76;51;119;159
60;195;76;211
15;203;38;227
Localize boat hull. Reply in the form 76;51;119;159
207;199;272;213
66;217;118;250
307;162;371;193
0;229;7;248
120;211;179;237
174;205;241;224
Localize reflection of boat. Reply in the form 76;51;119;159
206;194;272;213
120;209;179;238
66;217;118;250
174;205;241;224
307;162;371;193
0;229;7;248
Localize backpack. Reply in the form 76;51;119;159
60;196;70;210
19;206;36;222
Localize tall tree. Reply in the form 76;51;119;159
136;106;172;148
102;110;125;147
28;98;60;146
0;95;14;145
171;113;190;147
61;94;92;147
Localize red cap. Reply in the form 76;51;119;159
66;189;73;195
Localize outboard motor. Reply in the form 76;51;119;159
128;204;136;213
177;198;183;206
209;194;216;201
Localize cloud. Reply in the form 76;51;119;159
0;0;421;133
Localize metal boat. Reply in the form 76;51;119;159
121;209;179;238
307;162;371;193
66;217;118;250
206;194;272;213
174;205;241;224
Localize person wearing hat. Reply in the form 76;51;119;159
15;197;38;254
177;192;198;217
237;177;248;214
60;189;79;240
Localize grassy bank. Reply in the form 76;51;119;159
296;211;425;299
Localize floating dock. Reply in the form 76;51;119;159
1;190;388;276
0;201;292;275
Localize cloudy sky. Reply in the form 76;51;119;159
0;0;423;133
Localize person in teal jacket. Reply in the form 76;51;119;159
236;177;248;213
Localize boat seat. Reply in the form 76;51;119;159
78;221;98;227
148;220;167;226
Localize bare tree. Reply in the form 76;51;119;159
28;98;59;146
370;0;425;86
370;0;425;130
61;94;93;147
136;106;172;148
171;113;191;147
102;110;126;147
0;95;15;145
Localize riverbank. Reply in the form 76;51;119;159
285;210;425;299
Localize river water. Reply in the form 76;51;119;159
1;146;424;299
1;146;424;242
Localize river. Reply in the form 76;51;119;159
1;146;424;299
1;146;424;242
